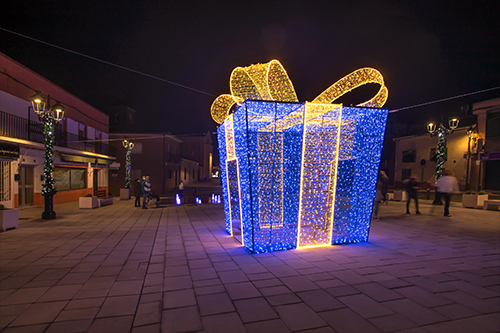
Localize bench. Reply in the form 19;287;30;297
483;200;500;211
97;190;107;199
98;197;114;207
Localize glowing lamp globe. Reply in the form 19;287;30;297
30;91;46;115
51;101;65;122
449;118;459;130
427;123;436;134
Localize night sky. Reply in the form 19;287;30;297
1;1;499;135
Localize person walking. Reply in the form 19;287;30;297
405;174;421;215
134;178;141;207
436;169;459;217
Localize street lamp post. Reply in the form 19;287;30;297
30;91;65;219
122;139;134;189
427;117;459;204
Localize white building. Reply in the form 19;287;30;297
0;53;114;209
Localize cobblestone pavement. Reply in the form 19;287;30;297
1;198;499;332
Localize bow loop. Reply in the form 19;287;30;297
211;60;388;124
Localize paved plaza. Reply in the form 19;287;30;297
1;197;499;332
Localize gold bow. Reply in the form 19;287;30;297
211;60;388;124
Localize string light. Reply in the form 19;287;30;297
122;139;134;189
215;60;389;253
41;116;56;197
211;60;388;124
218;100;388;254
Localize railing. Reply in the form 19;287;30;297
0;110;116;157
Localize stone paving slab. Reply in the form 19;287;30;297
0;198;499;332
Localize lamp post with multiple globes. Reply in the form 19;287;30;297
427;117;459;204
30;91;65;219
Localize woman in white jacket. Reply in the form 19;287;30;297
436;170;459;217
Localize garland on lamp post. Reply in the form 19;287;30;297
30;91;65;219
122;139;134;189
41;115;56;197
427;118;459;204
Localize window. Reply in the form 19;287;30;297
486;112;500;139
402;150;416;163
131;142;143;154
54;167;86;191
402;168;412;181
131;169;142;181
78;123;86;141
0;161;11;201
184;168;187;180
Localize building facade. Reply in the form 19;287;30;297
394;128;470;190
393;96;500;192
473;97;500;191
108;132;214;196
0;52;114;208
177;132;214;181
108;133;183;196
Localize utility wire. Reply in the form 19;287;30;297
0;27;216;97
2;27;499;117
0;70;109;127
389;86;500;113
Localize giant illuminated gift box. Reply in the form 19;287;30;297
217;100;388;253
211;60;389;253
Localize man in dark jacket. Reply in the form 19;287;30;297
140;175;149;209
134;178;141;207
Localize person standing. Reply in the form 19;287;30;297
379;170;389;204
134;178;141;207
436;170;459;217
405;175;421;215
141;175;150;209
373;170;388;220
178;181;184;204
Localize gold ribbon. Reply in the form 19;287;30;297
211;60;388;124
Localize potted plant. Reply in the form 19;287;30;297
0;204;19;232
462;191;488;209
393;188;408;202
120;188;130;200
79;193;98;209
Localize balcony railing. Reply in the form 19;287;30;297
0;110;116;156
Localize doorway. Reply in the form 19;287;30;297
93;169;99;196
19;166;34;207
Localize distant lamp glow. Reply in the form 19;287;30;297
449;118;459;130
427;122;436;134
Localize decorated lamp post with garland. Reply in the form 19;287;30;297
30;91;65;219
122;139;134;198
427;117;459;204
